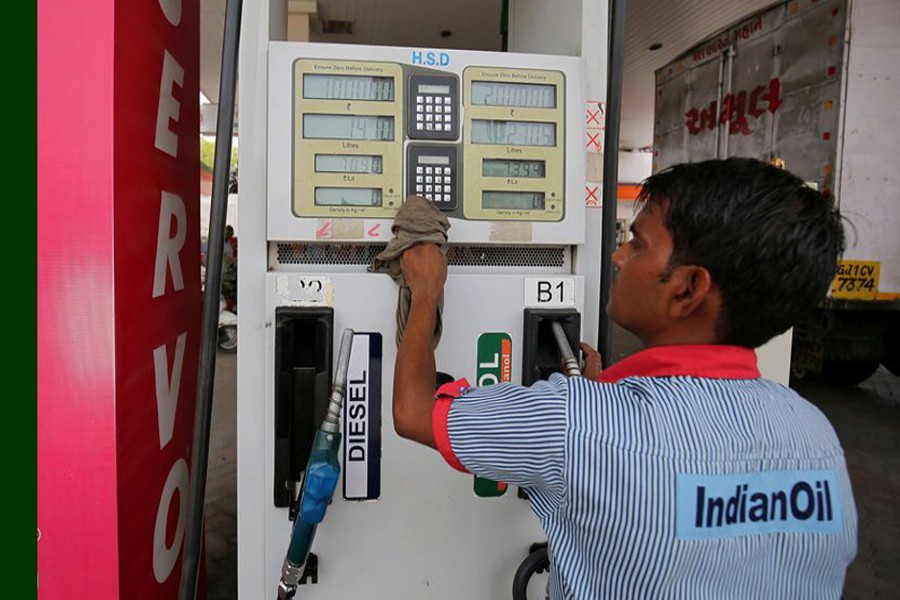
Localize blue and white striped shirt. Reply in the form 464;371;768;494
433;345;857;599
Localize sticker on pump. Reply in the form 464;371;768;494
524;277;576;308
474;333;512;498
274;275;334;305
343;332;382;501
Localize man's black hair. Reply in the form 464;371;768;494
637;157;845;348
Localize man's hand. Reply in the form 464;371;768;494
400;243;447;302
580;342;603;382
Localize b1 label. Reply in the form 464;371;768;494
474;333;512;498
524;277;575;308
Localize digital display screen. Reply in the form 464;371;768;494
303;74;394;101
303;114;395;141
471;81;556;108
419;155;450;165
419;84;451;94
314;187;383;207
483;191;546;210
471;120;556;146
315;154;383;174
482;159;546;178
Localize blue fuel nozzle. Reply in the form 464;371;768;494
299;439;342;524
277;329;354;599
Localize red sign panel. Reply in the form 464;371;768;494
38;0;200;597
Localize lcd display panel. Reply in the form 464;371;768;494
418;155;451;165
471;81;556;108
470;120;555;146
482;159;546;178
314;154;384;174
418;84;451;94
482;191;546;210
314;187;383;207
303;114;395;141
303;74;395;101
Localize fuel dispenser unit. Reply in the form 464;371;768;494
241;41;599;599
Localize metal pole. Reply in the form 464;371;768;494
715;52;725;158
599;0;627;364
722;46;735;158
179;0;243;597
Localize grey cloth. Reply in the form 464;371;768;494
369;196;450;348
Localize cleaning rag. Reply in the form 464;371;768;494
368;195;450;348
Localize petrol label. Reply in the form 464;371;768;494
343;332;382;501
831;260;879;300
474;333;512;497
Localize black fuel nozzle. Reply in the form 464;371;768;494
550;321;581;378
522;308;582;386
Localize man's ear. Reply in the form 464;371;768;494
668;265;714;318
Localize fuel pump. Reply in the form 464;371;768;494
239;41;601;599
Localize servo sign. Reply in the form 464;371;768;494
343;332;383;500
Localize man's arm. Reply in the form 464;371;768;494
392;243;447;448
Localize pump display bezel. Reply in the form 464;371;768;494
462;66;566;222
292;59;404;219
268;43;585;244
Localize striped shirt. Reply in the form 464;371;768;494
432;345;857;599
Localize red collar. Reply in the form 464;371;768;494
598;345;760;383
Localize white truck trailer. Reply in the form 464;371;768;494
653;0;899;385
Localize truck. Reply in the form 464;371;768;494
652;0;899;385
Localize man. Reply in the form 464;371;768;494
392;158;857;598
222;225;237;311
224;224;238;260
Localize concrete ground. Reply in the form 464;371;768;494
205;351;237;600
794;368;900;599
204;330;900;599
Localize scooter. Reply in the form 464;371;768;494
202;262;238;352
217;297;238;352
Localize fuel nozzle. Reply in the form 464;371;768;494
276;328;354;600
551;321;581;377
522;309;582;386
277;572;300;600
